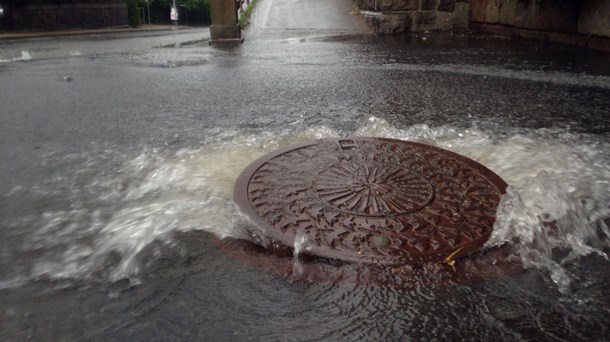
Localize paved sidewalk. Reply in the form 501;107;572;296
0;24;190;40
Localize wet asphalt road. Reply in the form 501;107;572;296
1;0;610;196
1;0;610;340
2;29;610;191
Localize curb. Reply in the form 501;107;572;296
0;25;192;40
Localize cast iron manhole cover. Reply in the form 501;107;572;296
234;137;507;265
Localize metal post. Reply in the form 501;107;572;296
147;0;151;24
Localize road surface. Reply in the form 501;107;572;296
1;0;609;340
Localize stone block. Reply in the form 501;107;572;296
412;11;438;31
420;0;437;11
498;0;517;26
434;11;455;30
354;0;377;11
469;0;499;24
210;24;241;41
472;0;579;33
377;0;418;11
416;11;437;25
452;2;469;28
536;0;578;33
362;12;414;34
514;0;539;28
437;0;455;12
417;2;467;31
504;0;579;33
578;0;610;37
210;0;241;41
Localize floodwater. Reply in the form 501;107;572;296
1;0;610;340
1;117;609;340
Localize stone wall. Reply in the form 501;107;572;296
6;0;128;31
355;0;470;34
470;0;580;33
470;0;610;38
469;0;610;50
578;0;610;37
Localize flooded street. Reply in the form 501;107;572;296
1;0;610;340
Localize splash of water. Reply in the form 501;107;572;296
0;50;32;63
1;117;608;290
360;117;610;291
292;230;311;277
483;138;610;292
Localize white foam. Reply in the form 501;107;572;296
2;117;608;289
0;50;32;63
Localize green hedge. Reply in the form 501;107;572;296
127;0;142;27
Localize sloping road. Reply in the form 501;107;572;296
246;0;371;40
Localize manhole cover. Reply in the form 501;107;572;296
234;137;507;266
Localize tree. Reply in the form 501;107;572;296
127;0;142;27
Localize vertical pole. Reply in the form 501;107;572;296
210;0;242;43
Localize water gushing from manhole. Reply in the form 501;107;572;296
292;230;310;276
1;117;607;291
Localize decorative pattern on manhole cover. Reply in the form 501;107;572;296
234;137;508;265
313;161;434;216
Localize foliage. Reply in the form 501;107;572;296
127;0;142;27
8;0;209;26
238;0;257;29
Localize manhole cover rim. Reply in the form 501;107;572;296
234;137;508;265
